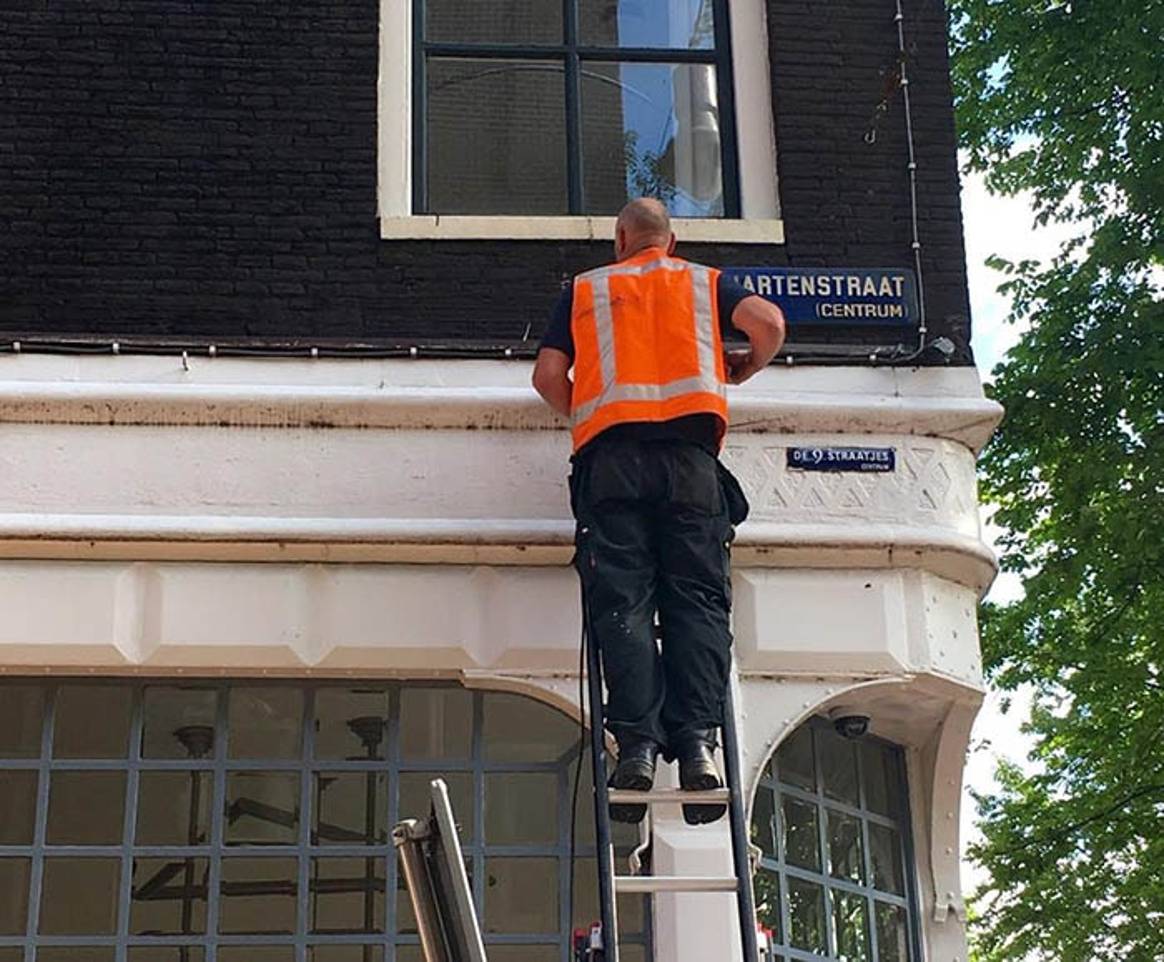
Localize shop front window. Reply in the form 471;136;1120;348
0;682;648;962
751;719;921;962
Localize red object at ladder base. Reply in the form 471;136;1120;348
573;922;604;961
757;923;776;960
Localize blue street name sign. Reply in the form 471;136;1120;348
787;446;896;472
723;267;920;327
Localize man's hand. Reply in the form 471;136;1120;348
531;347;573;417
726;296;786;383
723;347;754;384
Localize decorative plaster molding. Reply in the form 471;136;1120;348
0;359;1001;588
0;357;1002;452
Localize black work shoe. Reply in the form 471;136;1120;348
674;729;726;825
608;738;659;824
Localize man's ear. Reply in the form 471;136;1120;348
666;231;677;255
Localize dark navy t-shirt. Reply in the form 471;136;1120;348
538;272;757;455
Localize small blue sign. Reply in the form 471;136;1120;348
723;267;919;327
787;446;896;472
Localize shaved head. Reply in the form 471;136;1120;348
614;197;675;260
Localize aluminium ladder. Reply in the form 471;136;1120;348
584;624;760;962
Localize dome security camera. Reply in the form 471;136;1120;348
828;706;871;740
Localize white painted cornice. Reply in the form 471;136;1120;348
0;356;1001;452
0;357;1001;589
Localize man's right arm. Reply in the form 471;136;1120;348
532;347;573;417
531;285;575;417
726;295;786;384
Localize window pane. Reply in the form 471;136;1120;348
862;740;903;818
775;725;815;791
218;858;297;934
751;784;776;857
787;877;826;954
580;0;716;49
479;950;556;962
0;770;37;844
137;771;212;846
308;948;384;962
819;726;860;806
314;688;390;761
827;809;865;884
218;950;293;962
37;951;114;962
40;858;120;934
753;864;781;943
130;857;209;935
0;949;21;962
483;857;557;934
0;859;29;934
0;685;44;757
833;891;871;962
47;771;126;845
582;61;724;216
226;772;300;845
310;857;386;934
482;693;576;762
427;0;561;45
142;686;217;759
781;795;820;870
427;58;567;216
400;688;472;760
314;772;387;846
228;688;302;759
869;822;905;896
54;685;131;758
572;857;645;936
876;901;911;962
486;772;557;844
128;950;205;962
399;772;473;842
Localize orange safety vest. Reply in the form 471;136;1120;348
570;247;729;452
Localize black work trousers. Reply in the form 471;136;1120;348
570;439;748;755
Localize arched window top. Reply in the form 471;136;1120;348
751;717;921;962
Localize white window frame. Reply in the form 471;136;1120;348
377;0;783;242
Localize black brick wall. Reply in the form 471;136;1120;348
0;0;973;364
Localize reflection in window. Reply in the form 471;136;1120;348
415;0;738;217
0;681;650;960
752;719;920;961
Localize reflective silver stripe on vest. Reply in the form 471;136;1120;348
573;374;724;425
590;273;618;392
573;258;724;428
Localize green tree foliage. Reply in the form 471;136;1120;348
949;1;1163;959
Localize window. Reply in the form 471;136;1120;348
0;682;649;962
750;719;921;962
379;0;781;239
416;0;737;218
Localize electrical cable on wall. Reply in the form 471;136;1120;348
894;0;929;354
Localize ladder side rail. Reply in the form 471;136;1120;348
584;606;621;962
392;821;453;962
722;677;761;962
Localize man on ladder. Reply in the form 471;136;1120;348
533;197;785;824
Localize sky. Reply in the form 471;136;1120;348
958;167;1077;893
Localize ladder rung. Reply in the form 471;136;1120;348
607;788;730;805
614;875;739;894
